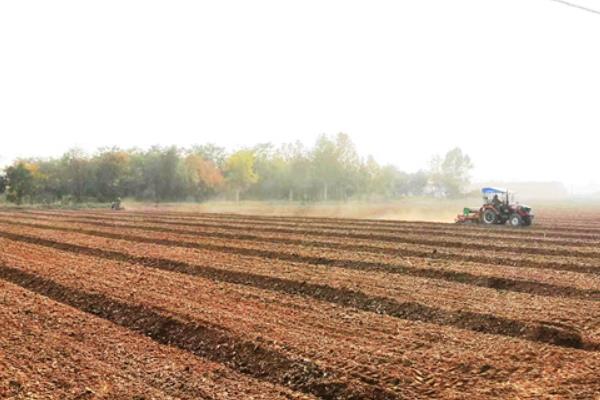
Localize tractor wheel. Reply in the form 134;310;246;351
509;214;523;227
522;216;532;226
481;209;497;225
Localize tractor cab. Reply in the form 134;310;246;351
482;187;512;215
482;187;510;206
456;187;534;227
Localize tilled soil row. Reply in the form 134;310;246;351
5;223;600;339
0;262;386;400
61;214;600;248
39;208;600;231
0;227;596;302
3;219;599;277
0;280;306;400
4;211;600;398
88;218;600;259
17;221;600;339
59;208;600;233
1;237;531;399
18;210;600;243
11;213;600;261
535;219;600;227
0;229;591;350
533;224;600;234
23;209;443;227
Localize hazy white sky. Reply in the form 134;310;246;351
1;0;599;190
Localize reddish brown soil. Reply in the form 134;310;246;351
0;209;599;399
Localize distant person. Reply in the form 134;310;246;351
111;197;122;210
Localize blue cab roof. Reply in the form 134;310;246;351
481;187;507;195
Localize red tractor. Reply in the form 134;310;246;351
456;187;534;227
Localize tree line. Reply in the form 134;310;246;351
0;133;473;205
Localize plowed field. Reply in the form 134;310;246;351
0;208;598;399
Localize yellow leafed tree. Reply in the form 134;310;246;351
224;150;258;201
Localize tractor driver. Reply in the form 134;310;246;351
492;194;502;209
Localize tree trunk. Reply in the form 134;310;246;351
288;188;294;202
323;183;328;201
235;189;240;202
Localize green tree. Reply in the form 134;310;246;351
430;148;473;197
374;165;410;198
356;156;382;199
5;162;35;204
247;143;290;200
335;133;361;199
136;146;186;202
29;159;61;203
311;134;336;200
0;174;6;194
61;149;93;202
93;149;130;201
407;170;429;196
224;150;258;201
2;159;66;203
311;133;360;200
282;141;312;202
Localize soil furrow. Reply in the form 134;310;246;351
0;227;596;302
3;219;599;276
9;212;600;260
17;210;600;244
3;209;600;398
0;279;308;400
0;230;591;350
24;209;600;238
0;262;386;400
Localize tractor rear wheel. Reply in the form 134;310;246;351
509;214;523;227
481;209;497;225
522;216;532;226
